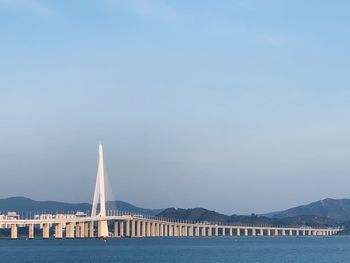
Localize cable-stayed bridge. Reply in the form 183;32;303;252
0;144;340;239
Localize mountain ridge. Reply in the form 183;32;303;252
157;207;337;227
0;196;163;216
264;198;350;223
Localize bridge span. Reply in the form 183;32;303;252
0;214;340;239
0;144;341;239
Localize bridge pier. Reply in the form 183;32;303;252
152;222;156;237
65;223;70;238
170;225;174;236
55;223;63;239
80;222;86;238
80;222;85;238
126;220;130;237
89;221;94;238
66;222;75;239
189;226;193;236
43;223;50;239
75;223;80;238
29;224;35;239
146;222;151;237
194;226;199;236
169;225;177;237
11;224;18;239
131;220;135;237
97;220;108;238
119;221;124;237
149;221;153;237
137;221;141;237
163;223;166;236
84;223;89;238
165;224;168;236
160;224;165;236
75;223;82;238
175;225;180;237
201;227;206;237
208;227;212;236
155;223;160;236
150;222;154;237
142;221;146;237
168;224;173;236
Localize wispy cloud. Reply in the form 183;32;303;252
0;0;51;16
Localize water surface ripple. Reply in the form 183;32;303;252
1;236;350;263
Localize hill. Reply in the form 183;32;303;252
157;208;337;227
265;198;350;223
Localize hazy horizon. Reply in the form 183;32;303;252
1;0;350;215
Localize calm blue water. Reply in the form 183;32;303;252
1;237;350;263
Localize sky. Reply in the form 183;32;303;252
0;0;350;215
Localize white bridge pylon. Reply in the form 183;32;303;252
91;143;108;237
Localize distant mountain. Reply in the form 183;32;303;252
0;197;163;216
264;198;350;223
157;208;337;227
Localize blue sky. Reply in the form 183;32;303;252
1;0;350;214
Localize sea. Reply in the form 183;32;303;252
1;236;350;263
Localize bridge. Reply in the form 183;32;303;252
0;144;341;239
